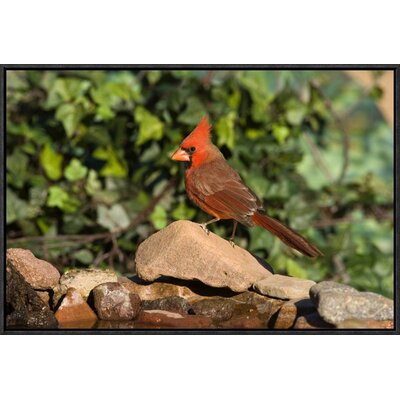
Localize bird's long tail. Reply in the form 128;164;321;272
251;212;323;258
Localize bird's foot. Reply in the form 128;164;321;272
229;239;236;248
200;224;210;235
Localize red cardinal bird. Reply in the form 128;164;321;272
171;116;323;258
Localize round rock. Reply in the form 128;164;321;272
93;282;141;321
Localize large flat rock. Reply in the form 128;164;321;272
135;220;272;292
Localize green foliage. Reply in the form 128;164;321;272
6;70;393;298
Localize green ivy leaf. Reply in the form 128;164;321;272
149;205;168;230
147;70;162;85
85;169;102;195
177;98;207;125
73;249;94;265
96;104;116;120
55;103;84;137
64;158;88;181
6;189;29;224
216;111;236;150
286;106;306;126
171;201;196;221
7;150;29;188
47;186;80;213
245;128;265;140
97;204;130;232
39;143;63;181
93;147;127;177
134;106;164;146
272;124;290;144
286;258;308;279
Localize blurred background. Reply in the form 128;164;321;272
6;69;394;298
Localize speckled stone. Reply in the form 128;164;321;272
93;282;141;321
310;281;394;324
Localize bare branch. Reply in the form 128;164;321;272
310;81;350;184
302;131;335;183
332;254;350;284
7;176;177;246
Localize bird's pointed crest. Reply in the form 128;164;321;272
182;116;212;145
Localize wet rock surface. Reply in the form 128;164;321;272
191;298;237;322
6;248;60;290
6;262;58;329
55;288;97;329
310;281;394;325
93;282;141;321
293;313;335;329
336;319;395;329
141;296;191;314
136;310;213;328
254;274;315;300
218;316;266;329
135;220;272;292
270;298;316;329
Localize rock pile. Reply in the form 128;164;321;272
5;221;394;330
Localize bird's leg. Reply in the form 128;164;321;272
229;221;238;247
200;218;220;235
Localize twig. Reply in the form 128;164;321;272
311;211;393;228
7;176;177;245
332;254;350;284
303;131;335;183
310;81;350;184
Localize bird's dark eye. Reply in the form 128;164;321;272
189;146;196;153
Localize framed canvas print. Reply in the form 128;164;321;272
1;65;397;334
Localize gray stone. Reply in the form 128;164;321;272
93;282;141;321
135;220;272;292
310;281;394;324
253;274;315;300
6;248;60;290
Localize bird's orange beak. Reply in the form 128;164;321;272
171;148;190;162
